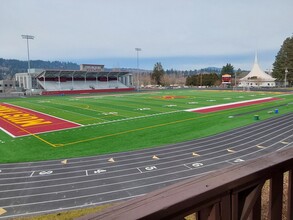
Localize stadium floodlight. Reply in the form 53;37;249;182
135;48;142;91
21;34;35;73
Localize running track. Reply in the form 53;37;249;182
0;113;292;219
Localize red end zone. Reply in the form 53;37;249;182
185;97;281;113
0;103;81;137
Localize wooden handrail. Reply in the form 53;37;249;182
78;148;293;220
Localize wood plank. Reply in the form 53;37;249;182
77;148;293;220
269;173;283;220
287;170;293;220
240;182;264;220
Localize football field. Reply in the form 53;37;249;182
0;89;292;163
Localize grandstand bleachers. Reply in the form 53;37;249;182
36;69;133;94
37;80;128;91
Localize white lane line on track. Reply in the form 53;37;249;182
1;113;292;171
1;133;292;200
1;114;292;176
136;168;143;173
1;132;290;217
29;171;35;177
1;117;290;218
0;194;146;220
183;164;193;170
1;126;292;191
0;170;219;208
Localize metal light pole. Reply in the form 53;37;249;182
235;71;237;89
21;35;34;73
285;68;288;88
135;48;142;91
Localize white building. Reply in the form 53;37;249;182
238;54;276;88
15;69;43;90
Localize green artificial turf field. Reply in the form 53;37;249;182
0;89;292;163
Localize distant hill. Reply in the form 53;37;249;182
0;58;79;79
0;58;224;80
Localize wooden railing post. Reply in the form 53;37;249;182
240;182;264;220
288;170;293;220
77;148;293;220
269;172;283;220
220;194;231;220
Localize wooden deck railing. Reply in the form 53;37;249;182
78;148;293;220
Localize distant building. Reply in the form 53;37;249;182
222;74;232;84
80;64;104;71
238;54;276;88
0;79;17;93
15;69;43;91
14;66;134;95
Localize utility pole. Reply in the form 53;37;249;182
135;48;142;91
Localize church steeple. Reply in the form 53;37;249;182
254;51;258;64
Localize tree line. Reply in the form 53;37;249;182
0;58;79;79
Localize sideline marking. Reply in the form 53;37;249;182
0;103;80;138
185;97;281;113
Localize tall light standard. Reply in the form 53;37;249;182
21;35;34;73
234;71;237;89
285;68;288;88
135;48;142;91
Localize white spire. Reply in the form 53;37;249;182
240;53;276;82
254;51;258;64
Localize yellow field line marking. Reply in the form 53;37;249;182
55;114;212;147
35;95;286;148
1;94;285;150
0;117;55;147
49;100;143;123
54;100;286;147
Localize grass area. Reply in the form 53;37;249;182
14;203;114;220
0;89;292;163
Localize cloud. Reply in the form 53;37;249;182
0;0;292;70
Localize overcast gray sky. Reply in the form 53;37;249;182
1;0;292;70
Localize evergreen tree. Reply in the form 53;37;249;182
221;63;234;76
151;62;165;85
272;36;293;86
